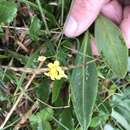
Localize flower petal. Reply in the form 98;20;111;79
48;63;54;68
54;60;60;66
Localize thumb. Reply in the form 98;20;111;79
64;0;110;38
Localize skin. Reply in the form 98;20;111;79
101;0;122;24
120;6;130;48
64;0;111;37
64;0;130;54
119;0;130;5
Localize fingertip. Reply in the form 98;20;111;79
64;0;111;38
63;16;77;38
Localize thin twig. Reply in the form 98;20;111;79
2;26;61;34
2;25;29;31
0;59;97;74
0;65;48;74
37;98;70;109
0;61;44;129
16;40;29;53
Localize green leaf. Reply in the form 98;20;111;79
128;57;130;72
111;109;130;130
52;80;63;103
57;108;74;130
38;108;54;121
111;88;130;128
29;108;53;130
29;16;41;40
90;111;109;128
30;116;51;130
70;32;98;130
95;15;128;78
0;1;17;24
36;79;50;102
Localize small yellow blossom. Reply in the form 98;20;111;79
38;56;47;62
44;60;67;80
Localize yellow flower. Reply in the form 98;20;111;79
44;60;67;80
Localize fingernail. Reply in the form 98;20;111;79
64;16;77;38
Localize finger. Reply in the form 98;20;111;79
120;6;130;48
101;0;122;24
64;0;110;38
119;0;130;5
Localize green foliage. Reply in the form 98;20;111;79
0;1;129;130
29;16;41;40
36;79;50;102
70;32;98;130
29;108;53;130
111;88;130;130
57;108;74;130
0;0;17;24
52;80;63;103
95;16;128;78
90;111;109;128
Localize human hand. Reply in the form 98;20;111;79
64;0;130;50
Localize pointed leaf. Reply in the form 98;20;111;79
57;108;74;130
70;32;98;130
52;80;63;103
111;109;130;130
